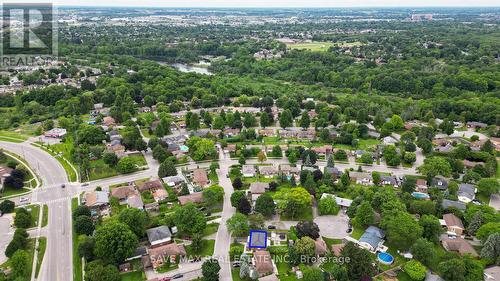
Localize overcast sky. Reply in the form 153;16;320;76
13;0;500;8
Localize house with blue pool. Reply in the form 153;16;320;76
358;226;386;253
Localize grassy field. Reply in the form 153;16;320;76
1;187;31;198
42;205;48;227
15;204;41;228
288;42;334;52
186;239;215;257
71;198;83;281
35;237;47;278
120;270;146;281
0;131;29;143
202;223;219;237
280;207;313;221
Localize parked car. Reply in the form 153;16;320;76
61;184;66;189
172;274;183;279
267;225;276;230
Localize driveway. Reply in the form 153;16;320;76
314;212;350;239
489;194;500;211
0;216;13;264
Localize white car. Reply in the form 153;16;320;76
19;197;29;205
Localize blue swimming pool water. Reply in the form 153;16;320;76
378;252;394;265
412;192;430;199
180;145;189;152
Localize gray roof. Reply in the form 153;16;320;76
458;184;476;199
380;175;397;185
127;195;144;209
359;226;385;250
431;177;448;190
146;226;172;244
442;199;466;211
325;167;342;176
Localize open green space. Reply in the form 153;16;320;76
120;270;146;281
42;204;49;227
35;237;47;278
186;239;215;257
71;198;83;281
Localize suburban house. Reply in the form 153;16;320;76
311;145;332;156
178;192;204;205
315;238;328;256
192;169;209;187
102;116;116;127
259;166;278;178
224;144;237;153
463;160;484;169
458;183;476;203
358;226;385;252
44;128;67;138
242;165;256;177
324;167;342;179
147;242;186;270
416;179;428;193
380;175;398;187
442;199;466;211
250;182;269;201
441;237;477;257
252;250;275;277
431;177;448;191
466;121;487;129
138;179;163;193
382;136;398;145
320;193;352;209
84;191;109;209
349;172;373;185
259;129;276;137
146;226;172;247
127;194;144;209
152;188;168;202
162;175;185;188
111;186;137;204
442;213;465;235
279;165;299;177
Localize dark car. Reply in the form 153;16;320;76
172;274;183;279
61;184;66;188
267;225;276;230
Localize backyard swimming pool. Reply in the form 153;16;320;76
412;192;430;199
377;252;394;265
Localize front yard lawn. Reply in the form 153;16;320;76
120;270;146;281
186;239;215;257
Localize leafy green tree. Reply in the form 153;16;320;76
294;236;316;263
237;197;251;215
85;260;120;281
5;228;28;258
273;187;312;219
419;215;442;243
94;221;138;264
227;213;249;237
318;196;340;215
232;177;243;190
480;233;500;264
0;200;15;213
77;235;95;261
303;267;324;281
355;201;375;227
10;249;30;279
360;153;373;164
118;208;147;237
381;211;423;250
477;178;499;197
102;152;119;167
299;111;310;129
271;145;282;157
279;109;293;128
202;258;221;281
152;145;169;163
230;191;246;208
202;185;225;205
341;242;374;280
14;208;32;229
260;112;271;128
410;238;436;266
75;215;95;236
404;260;426;281
116;157;137;174
72;205;91;219
418;157;452;180
467;211;483;236
383;145;401;166
255;193;275;217
158;160;177;178
295;221;320;240
174;203;207;237
477;222;500;242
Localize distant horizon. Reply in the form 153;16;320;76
6;0;497;9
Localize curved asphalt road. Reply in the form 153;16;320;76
0;141;72;281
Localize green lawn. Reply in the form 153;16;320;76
0;131;28;142
35;237;47;278
1;187;31;198
156;263;178;273
203;223;219;237
120;270;146;281
322;237;343;248
288;42;334;52
16;204;40;228
42;205;48;227
186;239;215;257
71;198;83;281
280;207;313;221
351;226;366;240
